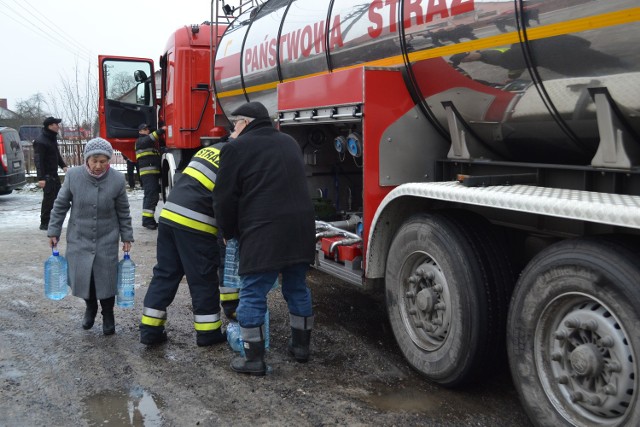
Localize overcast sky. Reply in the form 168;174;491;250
0;0;242;110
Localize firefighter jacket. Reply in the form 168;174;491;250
135;129;163;176
33;128;67;180
158;143;224;237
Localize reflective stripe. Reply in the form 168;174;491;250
150;131;162;142
183;167;215;191
140;166;159;172
140;170;160;176
189;161;218;183
160;209;218;235
142;211;155;218
141;307;167;327
142;315;166;327
220;286;239;294
194;311;222;332
220;291;239;302
136;150;158;157
164;202;216;227
143;307;167;319
290;314;314;330
194;313;221;323
240;325;265;343
161;201;217;229
194;319;222;331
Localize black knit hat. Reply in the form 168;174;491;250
230;102;269;120
138;123;149;131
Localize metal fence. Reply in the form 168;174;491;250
22;141;128;176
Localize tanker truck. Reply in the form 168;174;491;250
98;0;640;425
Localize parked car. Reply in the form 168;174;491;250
0;127;27;195
18;125;41;143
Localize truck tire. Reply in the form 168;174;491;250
508;237;640;427
161;154;176;203
385;212;512;387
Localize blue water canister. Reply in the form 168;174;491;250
226;321;245;356
116;252;136;308
224;239;275;350
223;238;241;287
44;246;68;300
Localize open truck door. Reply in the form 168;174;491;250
98;56;157;160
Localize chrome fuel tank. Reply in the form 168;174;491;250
214;0;640;164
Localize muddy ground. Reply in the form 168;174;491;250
0;185;532;426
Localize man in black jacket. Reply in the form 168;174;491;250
135;123;164;229
213;101;315;376
34;116;67;230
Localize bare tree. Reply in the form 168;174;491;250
13;93;49;125
54;60;98;141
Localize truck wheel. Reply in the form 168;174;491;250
161;154;176;203
508;238;640;426
385;212;511;387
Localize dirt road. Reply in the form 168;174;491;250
0;185;532;426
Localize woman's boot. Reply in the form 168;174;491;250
82;299;98;330
101;297;116;335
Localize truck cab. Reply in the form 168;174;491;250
98;22;231;198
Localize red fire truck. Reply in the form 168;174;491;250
99;1;640;425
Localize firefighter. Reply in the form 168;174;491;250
135;123;164;230
139;141;227;347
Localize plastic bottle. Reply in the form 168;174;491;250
116;252;136;308
44;246;68;300
226;321;245;356
224;238;274;350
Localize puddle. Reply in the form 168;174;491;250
83;386;163;426
365;387;445;414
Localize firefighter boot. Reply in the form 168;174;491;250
140;324;168;346
82;299;98;330
231;340;266;376
288;314;314;363
196;329;227;347
101;297;116;335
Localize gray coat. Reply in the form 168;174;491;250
48;166;134;300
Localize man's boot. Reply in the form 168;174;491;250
288;314;314;363
82;299;98;330
101;297;115;335
230;325;266;376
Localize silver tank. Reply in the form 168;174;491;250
214;0;640;164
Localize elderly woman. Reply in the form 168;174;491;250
47;138;134;335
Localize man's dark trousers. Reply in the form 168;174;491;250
41;176;61;228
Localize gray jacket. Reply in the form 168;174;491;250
48;166;134;300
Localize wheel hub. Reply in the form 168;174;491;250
569;344;603;377
416;288;436;312
402;259;451;351
539;298;636;424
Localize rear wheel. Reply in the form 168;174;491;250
508;237;640;426
385;212;512;386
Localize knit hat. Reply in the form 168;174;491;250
138;123;149;131
230;102;269;120
84;137;113;161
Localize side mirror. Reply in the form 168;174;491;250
134;70;148;82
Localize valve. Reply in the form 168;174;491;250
347;132;362;158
